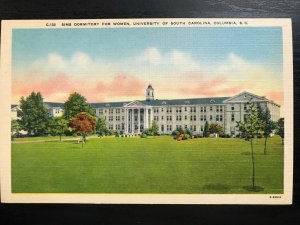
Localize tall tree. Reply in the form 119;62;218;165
236;99;263;191
203;121;209;137
70;112;96;146
276;118;284;145
63;92;95;120
95;117;108;136
11;119;21;140
257;104;276;154
17;92;49;136
48;116;69;142
150;120;159;136
208;123;224;136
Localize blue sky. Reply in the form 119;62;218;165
12;26;283;107
12;27;282;68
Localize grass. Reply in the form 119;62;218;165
11;135;283;194
13;136;79;142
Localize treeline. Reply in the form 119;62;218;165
11;92;108;141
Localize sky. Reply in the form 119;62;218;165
12;27;283;109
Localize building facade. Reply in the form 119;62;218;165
91;85;280;136
11;85;281;136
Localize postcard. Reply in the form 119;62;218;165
0;18;293;204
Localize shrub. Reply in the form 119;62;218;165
140;133;147;138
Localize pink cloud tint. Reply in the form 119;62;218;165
12;73;146;103
12;73;74;99
94;74;146;97
265;90;283;105
178;76;244;97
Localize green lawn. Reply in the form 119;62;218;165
11;136;283;194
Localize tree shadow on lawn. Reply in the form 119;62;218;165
202;183;231;193
241;151;267;156
242;185;264;192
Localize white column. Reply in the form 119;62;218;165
145;107;148;129
131;109;134;134
125;109;128;134
138;109;141;133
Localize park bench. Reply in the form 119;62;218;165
77;137;84;143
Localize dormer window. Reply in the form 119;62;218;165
210;99;215;103
161;101;167;105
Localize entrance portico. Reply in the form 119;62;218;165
124;101;151;134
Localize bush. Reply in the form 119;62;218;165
140;133;147;138
143;129;154;136
183;134;190;140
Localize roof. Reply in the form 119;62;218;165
90;97;230;108
44;102;64;108
90;101;131;108
147;84;153;89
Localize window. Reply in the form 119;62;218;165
193;125;196;131
216;106;219;112
216;115;219;121
109;109;113;114
161;108;164;112
190;115;193;121
231;114;235;122
161;116;164;120
204;107;206;112
210;115;213;121
170;125;172;131
220;115;223;122
204;115;206;121
220;106;223;112
210;106;213;111
200;115;203;121
201;126;204;131
185;115;187;120
185;107;187;112
161;125;164;132
194;115;196;120
184;125;187;129
200;107;203;112
231;106;235;111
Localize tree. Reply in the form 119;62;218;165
257;105;276;154
48;116;69;142
63;92;95;120
236;99;263;191
203;121;209;137
17;92;49;136
69;112;96;146
208;123;224;137
276;118;284;145
95;117;108;136
150;120;159;136
11;120;21;140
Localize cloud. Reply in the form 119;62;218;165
12;71;146;103
12;50;283;110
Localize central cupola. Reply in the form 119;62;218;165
146;84;154;101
